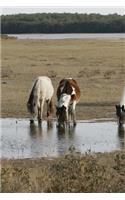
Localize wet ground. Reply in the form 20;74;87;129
1;118;125;159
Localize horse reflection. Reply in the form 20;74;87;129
47;120;53;132
57;123;76;139
117;125;125;148
56;123;76;156
29;120;54;138
29;122;43;138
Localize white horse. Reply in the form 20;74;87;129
27;76;54;123
116;86;125;126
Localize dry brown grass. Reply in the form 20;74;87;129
1;38;125;119
1;150;125;192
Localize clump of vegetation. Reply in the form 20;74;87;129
47;70;57;78
1;150;125;192
104;70;116;79
1;34;17;39
77;69;100;78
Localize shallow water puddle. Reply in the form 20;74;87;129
0;118;125;159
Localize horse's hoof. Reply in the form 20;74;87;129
30;119;34;124
73;122;77;127
119;123;123;127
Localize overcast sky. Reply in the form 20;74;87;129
1;6;124;15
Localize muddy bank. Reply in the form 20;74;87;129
1;150;125;192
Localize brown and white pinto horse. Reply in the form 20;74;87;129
56;78;80;126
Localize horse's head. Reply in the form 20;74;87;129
27;101;36;114
56;93;71;126
56;105;67;125
115;104;125;126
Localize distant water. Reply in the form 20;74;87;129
1;118;125;159
8;33;125;40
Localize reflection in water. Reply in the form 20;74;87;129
29;120;54;138
56;124;76;155
1;118;125;159
29;122;43;138
57;124;76;139
47;120;53;132
118;125;125;148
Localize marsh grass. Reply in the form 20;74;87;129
1;150;125;192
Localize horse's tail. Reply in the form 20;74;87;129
27;78;38;114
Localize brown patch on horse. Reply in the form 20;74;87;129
69;79;81;102
57;78;80;102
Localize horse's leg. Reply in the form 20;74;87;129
68;105;72;124
72;101;77;126
65;109;68;122
37;106;41;121
46;100;50;119
39;98;45;121
47;98;54;119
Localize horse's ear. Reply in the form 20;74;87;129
115;104;118;109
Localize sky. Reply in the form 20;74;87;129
0;0;124;15
1;6;125;15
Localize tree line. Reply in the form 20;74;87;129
1;13;125;34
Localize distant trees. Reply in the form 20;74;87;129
1;13;125;33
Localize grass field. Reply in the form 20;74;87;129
1;37;125;193
1;38;125;119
